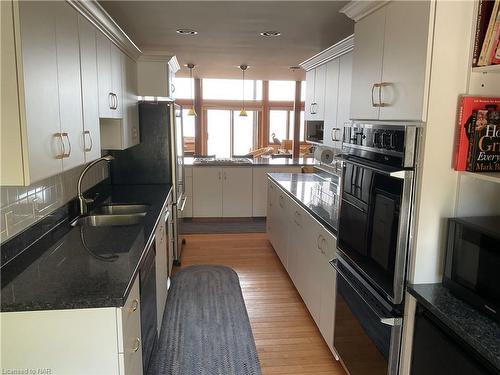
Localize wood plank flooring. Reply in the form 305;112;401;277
177;233;346;375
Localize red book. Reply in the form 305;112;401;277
455;96;500;171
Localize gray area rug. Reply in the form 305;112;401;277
148;265;262;375
182;218;266;234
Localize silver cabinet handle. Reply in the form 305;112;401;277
218;171;221;180
378;82;390;107
331;128;341;142
83;130;93;152
108;92;114;110
132;337;141;352
223;172;227;180
171;83;175;93
278;194;284;208
317;234;323;250
130;298;139;312
114;93;118;110
371;83;381;107
62;133;71;158
54;133;65;159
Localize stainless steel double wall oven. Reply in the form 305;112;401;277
332;122;419;375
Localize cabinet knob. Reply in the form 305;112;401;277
130;298;139;312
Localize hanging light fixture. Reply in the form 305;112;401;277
239;64;248;117
186;63;197;116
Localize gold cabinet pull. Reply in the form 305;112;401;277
61;133;71;158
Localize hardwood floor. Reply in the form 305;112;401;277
177;233;346;375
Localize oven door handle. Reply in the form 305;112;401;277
178;196;187;212
337;154;410;180
330;259;402;327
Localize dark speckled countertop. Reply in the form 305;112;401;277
1;184;171;312
408;283;500;372
267;172;339;235
184;156;316;167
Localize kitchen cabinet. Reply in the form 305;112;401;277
323;59;340;148
336;52;353;147
252;166;301;216
192;167;253;218
137;56;180;98
350;1;432;121
305;64;327;121
155;209;168;334
97;31;123;119
78;15;101;163
1;277;143;375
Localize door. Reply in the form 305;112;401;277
305;69;316;120
78;15;101;162
323;59;340;148
379;1;431;121
192;167;222;217
111;44;123;118
222;167;253;217
350;6;385;120
18;1;63;183
96;31;113;118
55;2;84;171
336;52;353;149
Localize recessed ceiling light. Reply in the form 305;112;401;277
289;66;301;70
260;31;281;37
176;29;198;35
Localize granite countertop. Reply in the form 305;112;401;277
1;184;172;312
267;172;339;235
408;283;500;372
184;156;316;167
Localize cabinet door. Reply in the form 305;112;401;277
275;190;290;268
318;253;336;354
55;2;84;171
155;215;168;333
323;59;340;148
312;64;327;121
222;167;253;217
304;69;316;120
122;55;140;148
350;6;385;120
96;31;113;118
78;16;101;163
336;52;353;149
267;180;278;249
192;167;222;217
111;44;123;118
18;1;63;183
379;1;431;121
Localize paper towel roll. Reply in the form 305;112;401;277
314;146;334;164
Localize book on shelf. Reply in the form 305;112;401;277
455;96;500;171
466;106;500;172
473;0;496;66
478;0;500;66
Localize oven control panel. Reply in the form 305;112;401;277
343;124;406;154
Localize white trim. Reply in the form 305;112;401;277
340;0;390;22
299;35;354;71
168;56;181;73
138;54;180;73
67;0;141;60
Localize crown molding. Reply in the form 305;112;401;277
67;0;142;60
340;0;390;22
299;34;354;71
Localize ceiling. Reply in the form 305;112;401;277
99;1;354;80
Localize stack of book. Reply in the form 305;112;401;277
473;0;500;67
455;96;500;172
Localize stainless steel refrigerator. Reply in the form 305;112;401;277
109;100;186;264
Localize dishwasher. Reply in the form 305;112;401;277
140;243;157;373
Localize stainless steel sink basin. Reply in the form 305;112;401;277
71;214;145;227
92;204;149;215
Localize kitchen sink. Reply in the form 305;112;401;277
92;204;149;215
71;214;145;227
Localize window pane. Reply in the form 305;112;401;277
233;111;256;156
269;110;288;144
301;81;306;101
203;78;262;100
207;110;231;158
269;80;295;101
182;108;195;154
174;77;194;99
288;110;306;142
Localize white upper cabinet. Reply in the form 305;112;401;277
379;0;432;121
323;59;340;148
305;69;316;120
54;2;84;171
336;52;353;146
97;31;123;119
305;65;327;121
350;6;385;121
110;44;123;118
78;15;101;163
350;1;432;122
122;55;140;148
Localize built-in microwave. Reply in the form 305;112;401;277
305;120;324;144
443;216;500;322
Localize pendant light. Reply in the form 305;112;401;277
239;64;248;117
186;63;197;116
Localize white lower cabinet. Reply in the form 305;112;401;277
192;167;253;217
267;178;337;354
155;209;168;333
0;277;143;375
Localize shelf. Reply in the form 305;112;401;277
471;65;500;74
460;171;500;183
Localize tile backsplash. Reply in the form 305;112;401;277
0;163;109;244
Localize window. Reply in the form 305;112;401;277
174;77;194;99
233;111;256;156
181;108;195;154
269;110;306;144
269;80;296;101
301;81;306;101
203;79;262;100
